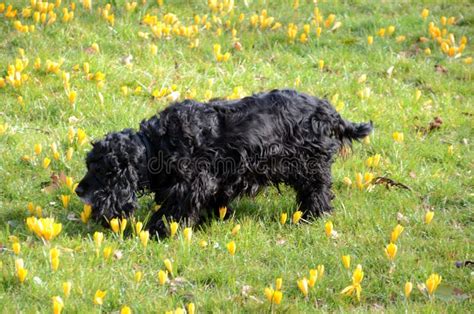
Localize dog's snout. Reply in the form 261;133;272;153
75;184;85;197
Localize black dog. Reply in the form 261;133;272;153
76;89;372;236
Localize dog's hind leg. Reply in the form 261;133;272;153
295;183;334;219
293;164;334;219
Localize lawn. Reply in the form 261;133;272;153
0;0;473;313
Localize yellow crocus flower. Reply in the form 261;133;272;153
292;210;303;224
324;221;333;237
52;296;64;314
139;230;150;247
280;213;287;225
158;269;168;285
404;281;413;298
93;289;107;305
342;255;351;269
163;259;173;274
94;232;104;247
425;211;434;224
384;243;397;261
297;278;309;297
103;247;112;259
12;242;21;255
231;224;241;236
110;218;120;233
425;273;442;295
121;306;132;314
390;224;404;243
170;222;179;237
226;241;236;256
219;206;227;220
63;281;72;297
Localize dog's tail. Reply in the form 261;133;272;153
339;119;373;145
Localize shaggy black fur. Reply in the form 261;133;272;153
76;89;373;237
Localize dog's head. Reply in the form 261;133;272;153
76;129;144;223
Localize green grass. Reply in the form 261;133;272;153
0;0;473;312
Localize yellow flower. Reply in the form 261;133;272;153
425;273;442;295
404;281;413;298
170;222;179;237
325;221;333;237
183;227;192;243
377;28;385;37
280;213;287;225
139;230;149;248
464;57;473;64
103;246;112;259
43;157;51;168
187;303;195;314
26;216;62;241
52;296;64;314
68;90;77;105
297;278;309;297
91;43;100;53
364;172;373;185
135;271;143;283
384;243;397;261
121;306;132;314
12;242;21;255
120;218;128;233
396;35;406;43
318;59;324;71
93;289;107;305
94;231;104;247
81;204;92;224
343;177;352;186
353;264;364;284
421;8;429;20
272;290;283;304
17;266;28;283
219;206;227;220
341;264;364;301
110;218;120;233
63;281;72;297
135;221;143;234
275;278;283;290
425;211;434;224
393;132;404;143
415;89;422;101
199;240;208;248
50;248;60;261
61;195;70;209
316;27;322;38
163;259;173;274
355;172;363;190
264;287;274;301
317;264;325;279
231;224;241;236
226;241;236;256
425;48;431;55
292;210;303;224
158;269;168;285
387;25;395;35
367;35;374;45
77;128;87;145
308;269;318;288
342;255;351;269
390;224;404;243
34;144;42;155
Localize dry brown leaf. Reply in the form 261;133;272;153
42;172;67;193
373;176;412;191
435;64;448;74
